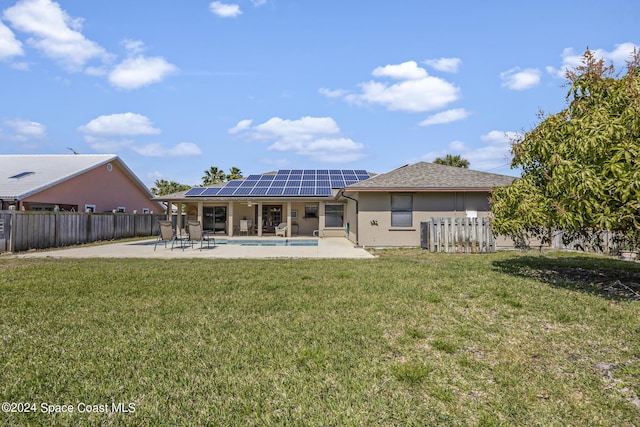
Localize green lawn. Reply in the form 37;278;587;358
1;250;639;426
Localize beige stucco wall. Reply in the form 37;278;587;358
22;161;159;213
354;191;493;247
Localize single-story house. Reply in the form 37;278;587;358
0;154;161;213
157;162;516;247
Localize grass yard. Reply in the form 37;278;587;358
1;250;639;426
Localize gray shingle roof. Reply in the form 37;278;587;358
346;162;516;191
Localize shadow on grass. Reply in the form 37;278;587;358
493;254;640;301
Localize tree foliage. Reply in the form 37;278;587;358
433;154;470;168
151;179;191;196
491;49;640;248
202;166;243;185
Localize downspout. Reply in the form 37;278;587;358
339;190;360;247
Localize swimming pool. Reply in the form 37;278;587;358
215;239;319;247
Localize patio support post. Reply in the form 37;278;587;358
197;202;203;226
228;202;234;237
165;200;172;220
286;202;292;237
178;202;185;234
257;202;263;237
319;202;325;237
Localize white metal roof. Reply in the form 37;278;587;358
0;154;147;200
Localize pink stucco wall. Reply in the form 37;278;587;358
23;161;161;213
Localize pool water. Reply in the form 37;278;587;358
215;239;318;247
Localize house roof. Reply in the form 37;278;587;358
0;154;153;200
345;162;516;192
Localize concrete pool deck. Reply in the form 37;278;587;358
9;237;376;259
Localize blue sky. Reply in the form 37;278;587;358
1;0;638;188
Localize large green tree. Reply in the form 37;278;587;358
491;49;640;248
433;154;470;168
151;179;191;196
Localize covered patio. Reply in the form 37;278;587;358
159;198;341;238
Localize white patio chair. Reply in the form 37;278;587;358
275;222;288;237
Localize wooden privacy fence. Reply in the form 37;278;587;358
421;217;495;253
0;211;165;253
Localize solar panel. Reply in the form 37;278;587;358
233;187;252;195
201;187;221;196
250;187;269;195
217;187;237;195
187;170;371;198
299;187;316;195
185;187;206;196
267;187;284;195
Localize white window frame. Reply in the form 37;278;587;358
84;204;96;213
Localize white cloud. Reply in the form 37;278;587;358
318;87;348;98
423;57;461;73
78;113;161;136
131;142;202;157
421;130;522;172
548;42;640;78
108;55;177;90
229;116;366;163
228;119;253;134
3;0;107;71
500;67;541;90
0;118;46;141
122;39;145;55
0;20;23;59
344;60;460;112
372;61;428;80
78;113;201;157
3;1;175;89
419;108;470;127
209;1;242;18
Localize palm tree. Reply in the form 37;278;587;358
433;154;470;168
202;166;226;185
226;166;243;181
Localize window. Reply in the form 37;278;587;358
391;195;412;227
84;204;96;213
142;208;150;214
304;205;318;218
325;204;344;228
291;210;298;219
116;207;126;213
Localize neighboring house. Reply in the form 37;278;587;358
0;154;161;213
157;162;516;247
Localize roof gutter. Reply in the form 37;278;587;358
339;190;360;247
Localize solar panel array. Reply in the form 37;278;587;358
185;169;370;197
